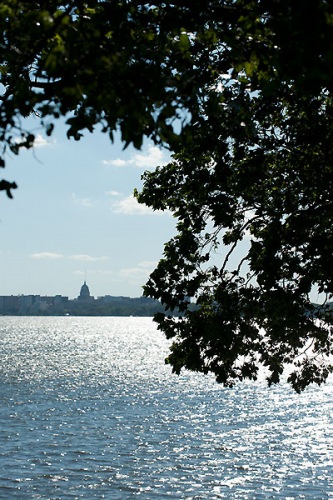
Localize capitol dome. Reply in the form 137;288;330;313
79;281;91;300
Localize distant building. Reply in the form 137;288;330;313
0;294;68;314
78;281;94;301
0;295;19;313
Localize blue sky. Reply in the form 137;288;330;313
0;120;176;299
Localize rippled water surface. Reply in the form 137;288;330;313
0;316;332;499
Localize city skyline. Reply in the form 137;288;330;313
0;279;166;316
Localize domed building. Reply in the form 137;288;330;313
78;281;94;301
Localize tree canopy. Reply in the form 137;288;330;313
0;0;222;189
1;1;333;391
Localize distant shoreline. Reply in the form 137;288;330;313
0;294;168;317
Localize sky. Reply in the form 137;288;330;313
0;119;176;299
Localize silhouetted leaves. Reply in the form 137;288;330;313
0;179;17;198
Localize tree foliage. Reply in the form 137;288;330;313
0;0;220;192
136;0;333;392
1;1;333;391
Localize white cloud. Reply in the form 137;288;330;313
30;252;109;262
73;270;85;276
69;254;109;262
105;190;121;196
13;133;54;149
103;158;127;167
30;252;63;259
71;193;93;207
118;261;157;283
131;145;166;168
34;133;54;148
103;145;169;170
112;195;157;215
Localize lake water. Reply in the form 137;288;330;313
0;316;332;499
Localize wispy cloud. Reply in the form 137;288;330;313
131;145;166;168
118;261;157;283
30;252;64;259
34;133;55;148
69;254;109;262
30;252;109;262
103;145;169;169
111;194;157;215
104;158;127;167
105;190;121;197
72;270;86;277
14;133;54;149
71;193;93;207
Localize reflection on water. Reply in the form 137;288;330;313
0;316;332;498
